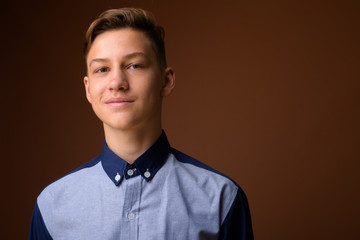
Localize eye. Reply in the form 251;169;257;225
95;67;109;73
127;64;143;70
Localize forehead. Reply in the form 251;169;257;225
86;28;154;63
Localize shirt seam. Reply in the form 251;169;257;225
221;186;238;225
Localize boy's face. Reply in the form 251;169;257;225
84;28;174;132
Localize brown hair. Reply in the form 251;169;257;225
84;8;167;70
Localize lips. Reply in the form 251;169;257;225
105;97;135;107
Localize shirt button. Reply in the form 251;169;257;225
127;169;134;176
127;212;135;220
115;173;121;181
144;171;151;178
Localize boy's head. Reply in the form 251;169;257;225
83;8;175;133
84;8;167;72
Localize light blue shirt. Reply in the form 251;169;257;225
29;131;253;239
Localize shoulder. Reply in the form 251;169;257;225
170;147;239;187
169;149;254;238
33;155;111;238
37;156;102;209
168;148;241;219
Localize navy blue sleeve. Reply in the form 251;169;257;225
29;201;53;240
219;188;254;240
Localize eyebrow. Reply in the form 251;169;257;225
89;52;148;68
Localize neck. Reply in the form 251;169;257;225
104;124;162;164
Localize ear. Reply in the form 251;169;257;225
161;67;176;97
84;76;92;103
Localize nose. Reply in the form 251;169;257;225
109;68;129;91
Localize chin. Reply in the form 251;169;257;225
103;117;141;131
104;122;132;131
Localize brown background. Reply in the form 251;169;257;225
1;0;359;239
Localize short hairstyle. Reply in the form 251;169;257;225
84;8;167;71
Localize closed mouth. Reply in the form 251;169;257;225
105;97;135;107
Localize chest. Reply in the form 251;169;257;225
51;174;221;240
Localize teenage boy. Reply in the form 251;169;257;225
29;8;254;240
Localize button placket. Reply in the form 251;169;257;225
120;175;142;239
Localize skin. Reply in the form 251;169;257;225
84;28;175;163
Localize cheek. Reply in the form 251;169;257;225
143;81;163;101
89;81;106;99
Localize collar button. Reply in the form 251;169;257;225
127;169;134;176
144;170;151;178
115;173;121;181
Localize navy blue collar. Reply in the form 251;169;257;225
100;131;171;186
